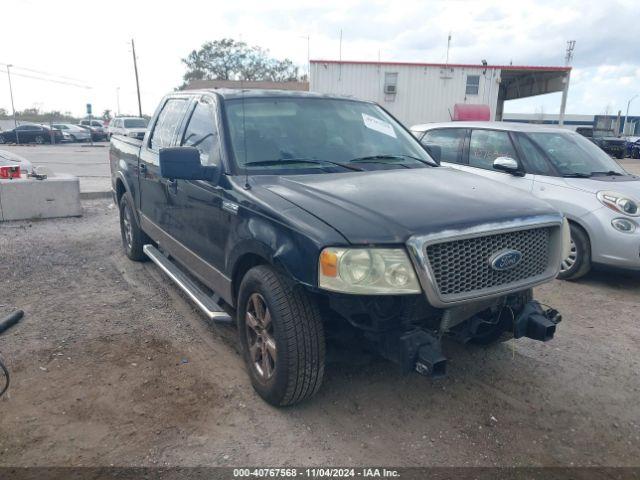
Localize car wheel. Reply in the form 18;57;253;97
616;151;625;159
118;194;149;261
633;149;640;159
70;134;76;142
0;136;5;144
558;224;591;280
238;265;325;406
34;135;45;144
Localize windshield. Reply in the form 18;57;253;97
224;97;435;173
525;131;627;176
124;118;147;128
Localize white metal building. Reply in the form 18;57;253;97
310;60;571;127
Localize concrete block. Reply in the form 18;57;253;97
0;174;82;221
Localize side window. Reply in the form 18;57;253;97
469;129;518;170
420;128;466;164
149;98;190;151
466;75;480;95
181;98;220;166
516;134;552;175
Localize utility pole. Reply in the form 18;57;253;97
116;87;121;116
131;39;142;117
559;40;576;127
624;94;638;136
6;64;19;143
445;32;452;65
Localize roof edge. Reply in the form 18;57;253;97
310;59;571;72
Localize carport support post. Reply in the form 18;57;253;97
558;70;571;126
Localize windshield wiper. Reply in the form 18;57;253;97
562;172;592;178
349;154;434;166
244;158;363;171
589;170;624;177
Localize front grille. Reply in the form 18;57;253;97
425;227;552;298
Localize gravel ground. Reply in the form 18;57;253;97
0;200;639;467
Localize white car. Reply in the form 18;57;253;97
108;117;147;140
0;149;33;174
410;121;640;279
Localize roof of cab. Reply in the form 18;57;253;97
410;121;579;134
184;88;369;102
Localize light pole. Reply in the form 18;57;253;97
131;39;142;117
624;94;638;136
116;87;121;116
6;64;19;143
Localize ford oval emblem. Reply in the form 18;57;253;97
489;249;522;271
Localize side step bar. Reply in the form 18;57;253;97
143;244;232;322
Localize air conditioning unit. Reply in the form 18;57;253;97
384;84;397;94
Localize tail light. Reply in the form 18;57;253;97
0;165;21;179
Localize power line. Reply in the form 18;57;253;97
0;62;88;84
0;68;91;89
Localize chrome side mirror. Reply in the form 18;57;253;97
493;156;521;175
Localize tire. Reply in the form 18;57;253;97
118;194;149;261
558;223;591;280
35;135;45;144
616;151;624;159
632;149;640;159
70;135;77;142
237;265;325;406
0;136;5;144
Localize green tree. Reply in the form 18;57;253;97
181;38;299;87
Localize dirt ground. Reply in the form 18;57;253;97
0;199;639;467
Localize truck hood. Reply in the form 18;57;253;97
256;167;560;244
562;175;640;198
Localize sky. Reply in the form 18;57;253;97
0;0;638;118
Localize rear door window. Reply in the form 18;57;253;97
420;128;466;164
181;98;221;166
149;98;190;151
469;129;518;170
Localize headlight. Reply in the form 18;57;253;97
597;191;639;216
319;247;421;294
611;218;637;233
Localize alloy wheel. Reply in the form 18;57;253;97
245;293;277;380
122;206;133;250
560;238;577;273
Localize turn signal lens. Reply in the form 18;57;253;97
320;249;338;277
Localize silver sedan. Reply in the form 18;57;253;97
52;123;92;142
410;121;640;279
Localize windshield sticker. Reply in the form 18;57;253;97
362;113;397;138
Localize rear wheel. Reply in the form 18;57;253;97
118;194;149;261
558;224;591;280
34;135;45;144
237;265;325;406
0;136;5;144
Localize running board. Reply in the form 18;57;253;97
143;244;232;322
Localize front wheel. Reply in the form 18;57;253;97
237;265;325;406
558;224;591;280
34;135;45;144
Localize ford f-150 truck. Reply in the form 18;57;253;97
110;89;567;406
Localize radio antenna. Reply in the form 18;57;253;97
241;77;250;190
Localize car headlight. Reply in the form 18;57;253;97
319;247;421;294
597;191;639;216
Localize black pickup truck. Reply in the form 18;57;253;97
110;90;566;406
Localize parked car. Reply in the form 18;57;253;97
0;124;63;144
576;127;626;159
628;138;640;159
111;90;567;406
78;119;108;141
624;136;640;158
107;117;148;140
411;121;640;280
0;149;33;173
52;123;92;142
